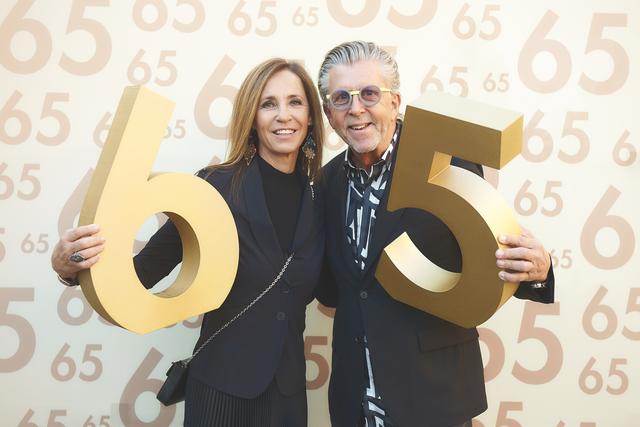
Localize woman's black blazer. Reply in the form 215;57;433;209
133;160;324;398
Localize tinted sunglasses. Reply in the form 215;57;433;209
325;85;393;110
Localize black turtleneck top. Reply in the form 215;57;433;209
257;155;303;253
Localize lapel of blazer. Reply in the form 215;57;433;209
361;157;407;277
327;159;363;281
242;160;284;269
290;174;314;253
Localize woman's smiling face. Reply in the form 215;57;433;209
254;69;310;168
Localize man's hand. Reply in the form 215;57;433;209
495;227;550;283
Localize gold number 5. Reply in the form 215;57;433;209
78;86;239;334
376;91;522;327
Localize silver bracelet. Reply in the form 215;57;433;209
56;274;79;287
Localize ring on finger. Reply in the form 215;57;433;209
69;252;86;263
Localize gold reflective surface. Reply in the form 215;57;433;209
78;86;239;334
376;91;522;327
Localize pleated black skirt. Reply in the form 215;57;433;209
184;375;307;427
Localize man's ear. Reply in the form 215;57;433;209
391;92;401;119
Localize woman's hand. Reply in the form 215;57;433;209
51;224;105;280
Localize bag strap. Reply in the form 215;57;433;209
185;253;295;364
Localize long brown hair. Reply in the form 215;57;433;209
205;58;324;197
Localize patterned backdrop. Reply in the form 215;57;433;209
2;0;638;426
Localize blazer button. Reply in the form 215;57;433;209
354;337;360;343
276;311;286;321
360;291;368;300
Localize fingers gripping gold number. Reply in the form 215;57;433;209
376;91;522;327
78;86;239;334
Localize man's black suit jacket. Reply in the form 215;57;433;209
133;161;324;399
316;150;554;427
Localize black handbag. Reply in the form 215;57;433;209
156;254;294;406
157;358;190;406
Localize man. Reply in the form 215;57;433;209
315;41;554;427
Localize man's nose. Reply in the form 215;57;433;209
348;93;365;114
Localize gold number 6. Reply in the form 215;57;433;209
78;86;239;334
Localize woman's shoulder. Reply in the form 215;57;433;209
195;164;237;187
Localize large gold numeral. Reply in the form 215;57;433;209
78;86;238;334
376;91;522;327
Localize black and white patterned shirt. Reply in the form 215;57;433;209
345;122;400;271
344;120;401;427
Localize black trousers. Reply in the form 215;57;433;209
184;375;307;427
360;412;472;427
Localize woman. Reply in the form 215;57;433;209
51;58;325;426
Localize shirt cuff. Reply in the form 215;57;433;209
530;281;547;289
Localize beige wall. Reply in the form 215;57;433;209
2;0;638;426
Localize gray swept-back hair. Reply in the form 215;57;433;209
317;41;400;102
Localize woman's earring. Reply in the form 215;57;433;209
244;130;257;165
302;130;316;160
244;144;257;165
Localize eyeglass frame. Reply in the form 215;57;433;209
324;85;394;110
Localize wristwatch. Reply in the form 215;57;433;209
56;274;80;287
